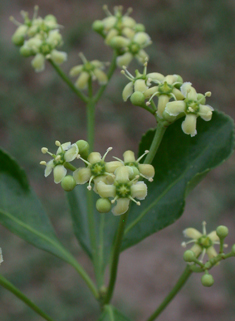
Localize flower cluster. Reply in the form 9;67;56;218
92;5;151;67
122;63;214;137
11;6;67;72
69;53;108;90
40;140;155;216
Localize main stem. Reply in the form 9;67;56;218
146;266;192;321
103;211;129;305
144;121;166;164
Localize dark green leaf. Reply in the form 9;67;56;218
0;149;80;267
98;305;132;321
122;111;234;250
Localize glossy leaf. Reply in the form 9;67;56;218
98;305;132;321
0;149;82;267
122;111;234;250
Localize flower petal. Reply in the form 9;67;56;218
207;231;219;242
75;72;90;90
57;142;71;154
198;104;213;121
180;82;192;98
123;150;136;163
183;228;202;239
138;164;155;179
50;50;67;65
96;181;116;198
69;65;83;77
133;32;151;46
206;246;217;259
131;181;147;200
181;114;197;137
190;244;202;257
157;95;170;117
88;152;102;164
134;79;148;93
53;165;67;184
147;72;165;82
105;28;119;45
93;69;108;85
116;52;133;68
65;144;79;162
122;82;134;101
115;166;130;183
165;101;186;116
105;161;123;173
73;167;91;184
172;88;185;100
112;198;130;216
45;160;54;177
135;50;148;64
143;86;158;99
31;53;45;73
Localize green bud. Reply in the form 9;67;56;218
12;34;25;46
134;23;145;32
109;36;129;49
197;93;206;105
76;140;89;159
96;198;112;213
216;225;229;239
61;175;76;191
130;91;145;106
201;273;214;287
44;15;57;23
183;250;195;262
20;46;34;57
231;244;235;255
92;20;104;33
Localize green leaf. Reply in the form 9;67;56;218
67;185;118;268
0;149;82;267
98;305;132;321
0;274;55;321
122;111;234;250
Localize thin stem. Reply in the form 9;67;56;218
98;214;105;287
87;77;95;151
49;59;88;103
144;121;166;164
139;103;156;115
93;51;117;103
103;210;129;305
146;266;192;321
0;274;55;321
64;162;76;171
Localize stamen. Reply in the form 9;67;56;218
182;240;196;247
105;172;115;178
169;93;177;101
181;242;187;248
55;140;61;146
188;107;194;113
129;196;140;206
79;52;88;64
103;5;112;16
87;175;94;191
77;154;90;166
146;101;151;106
102;147;113;161
136;150;149;163
111;196;118;204
202;221;207;235
129;175;140;184
205;91;211;97
124;8;133;16
112;156;124;163
20;10;28;20
143;60;148;75
40;161;47;166
200;248;206;263
9;16;22;26
148;91;160;103
33;5;39;20
55;155;61;161
122;66;134;79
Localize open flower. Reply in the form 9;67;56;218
40;141;79;184
70;53;108;90
113;150;155;182
96;166;148;215
182;221;220;261
163;82;213;136
73;147;122;190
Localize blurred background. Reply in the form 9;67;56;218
0;0;235;320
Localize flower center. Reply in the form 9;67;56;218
158;82;173;95
40;43;52;55
197;236;212;249
115;182;131;198
129;42;140;55
53;152;65;166
84;62;95;72
186;100;200;114
124;161;138;168
90;161;106;176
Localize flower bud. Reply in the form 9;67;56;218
92;20;104;33
110;36;129;49
134;23;145;32
61;175;76;191
231;244;235;255
201;274;214;287
12;25;28;46
44;15;57;23
96;198;112;213
76;140;89;159
50;50;67;65
31;53;45;72
20;46;34;57
216;225;229;239
183;250;195;262
130;91;145;106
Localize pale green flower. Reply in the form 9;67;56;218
164;82;213;136
40;141;79;184
96;166;148;215
182;221;220;261
73;147;122;190
70;53;108;90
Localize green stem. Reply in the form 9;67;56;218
64;162;76;171
93;51;117;103
146;266;192;321
144;121;166;164
49;59;88;103
87;78;95;151
0;274;55;321
98;214;105;286
103;211;129;305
